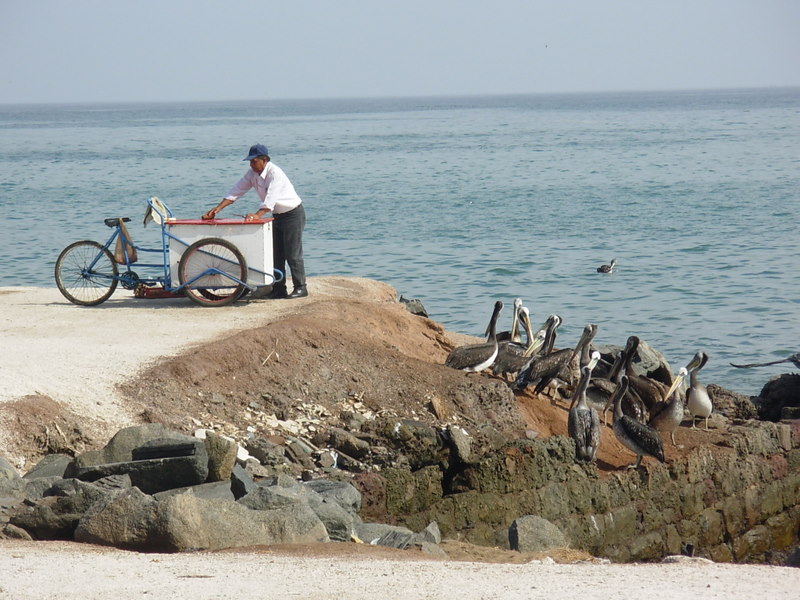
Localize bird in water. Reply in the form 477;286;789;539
568;351;602;463
611;375;666;469
513;323;597;402
597;258;617;273
686;351;713;430
445;301;503;372
730;352;800;370
648;367;689;447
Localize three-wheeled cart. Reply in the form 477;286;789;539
54;197;283;307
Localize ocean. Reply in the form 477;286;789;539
1;88;798;397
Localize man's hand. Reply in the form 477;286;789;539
202;208;218;220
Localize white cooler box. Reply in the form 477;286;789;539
167;218;275;287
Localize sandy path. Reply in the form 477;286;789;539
0;540;798;600
0;278;381;427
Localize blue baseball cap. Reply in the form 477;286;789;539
243;144;269;161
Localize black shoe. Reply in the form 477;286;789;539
287;286;308;299
265;287;288;299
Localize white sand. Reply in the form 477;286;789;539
1;283;798;597
0;540;798;600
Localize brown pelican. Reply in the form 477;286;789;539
599;351;649;425
597;258;617;273
622;336;673;414
611;375;666;469
648;367;688;447
730;352;800;370
492;306;544;379
445;301;503;372
494;297;523;343
568;352;602;463
686;351;712;430
512;323;597;401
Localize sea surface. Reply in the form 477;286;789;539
1;88;798;397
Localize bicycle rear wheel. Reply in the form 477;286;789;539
178;237;247;307
55;240;119;306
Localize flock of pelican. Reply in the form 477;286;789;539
443;297;714;469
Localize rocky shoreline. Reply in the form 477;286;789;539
0;281;798;566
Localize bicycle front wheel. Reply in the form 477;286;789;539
55;240;119;306
178;237;247;307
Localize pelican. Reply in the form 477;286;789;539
445;301;503;372
494;297;523;343
512;323;597;401
622;336;673;413
568;352;602;463
730;352;800;370
611;375;666;469
598;351;649;425
686;351;712;430
493;306;544;379
648;367;688;447
597;258;617;273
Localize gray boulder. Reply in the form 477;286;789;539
354;521;413;544
238;485;311;511
154;481;235;502
157;494;330;551
303;479;362;515
23;454;72;480
10;479;113;539
508;515;568;553
230;464;258;500
73;453;208;495
67;424;184;472
0;455;19;481
74;487;162;550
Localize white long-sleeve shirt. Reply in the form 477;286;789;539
224;162;302;214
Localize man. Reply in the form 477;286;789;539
203;144;307;299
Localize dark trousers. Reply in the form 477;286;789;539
272;204;306;290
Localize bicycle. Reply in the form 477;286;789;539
54;197;283;307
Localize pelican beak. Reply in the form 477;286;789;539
663;367;688;399
685;352;703;372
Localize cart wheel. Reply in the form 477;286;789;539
178;237;248;307
55;240;119;306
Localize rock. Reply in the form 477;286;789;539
2;523;33;540
73;451;209;495
398;295;428;318
0;455;20;481
327;427;370;459
10;479;113;539
245;437;287;466
158;494;330;551
238;485;311;511
417;521;442;545
203;432;238;482
707;384;758;421
67;424;184;473
303;479;362;515
74;487;161;550
445;425;472;463
23;454;72;480
230;464;258;500
754;373;800;422
508;515;568;553
154;481;236;502
354;521;413;544
308;498;356;542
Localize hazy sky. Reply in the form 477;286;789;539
2;1;798;104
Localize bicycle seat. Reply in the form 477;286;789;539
104;217;131;228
